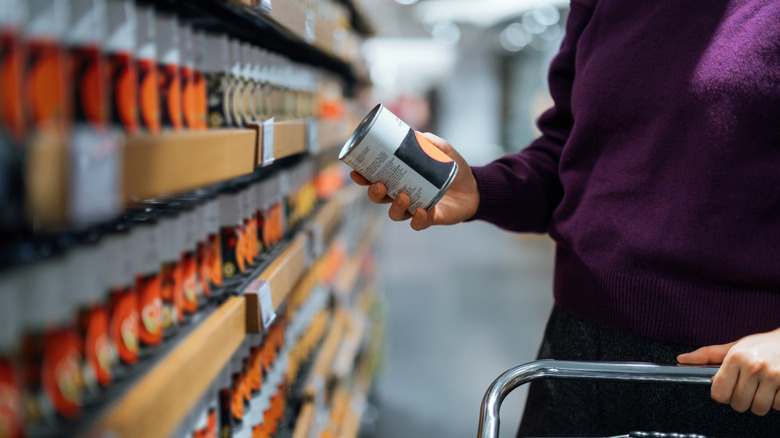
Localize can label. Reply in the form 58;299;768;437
206;72;230;128
108;52;139;133
81;306;113;388
71;46;109;128
339;104;458;213
138;58;160;133
193;70;207;130
160;261;182;332
109;287;139;365
181;251;199;313
26;40;69;128
228;75;243;127
136;274;163;346
181;65;197;129
0;358;23;438
208;233;223;288
158;62;182;130
41;329;82;419
0;30;26;141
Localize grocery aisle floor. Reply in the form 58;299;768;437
368;219;556;438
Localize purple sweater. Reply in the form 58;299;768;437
470;0;780;346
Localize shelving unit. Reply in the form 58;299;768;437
2;2;383;438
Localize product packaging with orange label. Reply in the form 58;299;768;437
204;197;224;292
136;5;159;133
105;0;139;134
179;23;198;130
220;191;245;284
66;0;110;129
192;30;207;130
227;39;243;127
25;0;70;130
203;33;230;129
155;13;182;130
0;270;25;438
130;215;164;349
0;1;27;143
19;258;84;424
102;225;140;373
68;245;114;403
158;209;182;337
178;206;201;316
340;104;458;214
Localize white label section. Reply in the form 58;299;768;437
244;278;277;330
262;118;275;166
344;146;440;213
306;118;318;154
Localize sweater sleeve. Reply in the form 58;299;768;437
469;1;594;233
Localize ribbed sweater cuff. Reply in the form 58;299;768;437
468;165;516;223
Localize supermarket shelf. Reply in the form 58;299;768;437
246;192;345;332
124;129;256;201
95;297;246;438
318;119;350;154
305;310;347;399
167;0;357;86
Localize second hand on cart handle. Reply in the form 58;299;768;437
477;360;718;438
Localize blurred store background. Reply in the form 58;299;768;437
351;1;569;437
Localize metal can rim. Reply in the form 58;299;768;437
338;103;383;161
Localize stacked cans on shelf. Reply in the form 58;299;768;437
0;158;321;436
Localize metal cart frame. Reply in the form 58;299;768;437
477;360;718;438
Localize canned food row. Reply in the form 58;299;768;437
0;159;320;435
0;0;324;142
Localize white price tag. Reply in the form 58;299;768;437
310;222;324;259
244;278;277;330
304;10;316;44
306;118;319;155
69;127;122;226
253;0;272;14
262;118;275;166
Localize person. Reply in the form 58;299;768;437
351;0;780;436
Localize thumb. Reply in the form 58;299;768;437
677;342;736;365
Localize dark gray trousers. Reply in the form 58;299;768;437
517;306;780;438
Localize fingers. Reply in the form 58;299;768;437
410;208;435;231
366;182;393;204
750;381;778;416
349;171;371;186
678;343;734;365
711;350;741;405
774;390;780;411
388;193;412;221
729;365;759;413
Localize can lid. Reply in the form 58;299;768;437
136;5;156;60
66;0;108;46
105;0;136;53
178;23;194;69
203;33;228;73
0;270;23;353
155;14;179;65
101;234;124;288
26;0;69;39
194;203;206;244
131;219;161;276
0;0;27;27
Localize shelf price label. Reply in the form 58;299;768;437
244;278;276;333
69;127;123;226
306;117;319;155
262;118;275;166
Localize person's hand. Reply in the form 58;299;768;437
677;328;780;415
349;132;480;230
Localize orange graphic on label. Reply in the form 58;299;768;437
110;52;139;133
138;58;160;133
414;131;452;163
0;359;23;438
42;330;82;419
0;32;26;141
182;253;199;313
83;307;112;387
27;41;68;127
137;275;163;346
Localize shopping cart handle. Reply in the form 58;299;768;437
477;360;718;438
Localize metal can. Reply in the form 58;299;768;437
339;104;458;213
